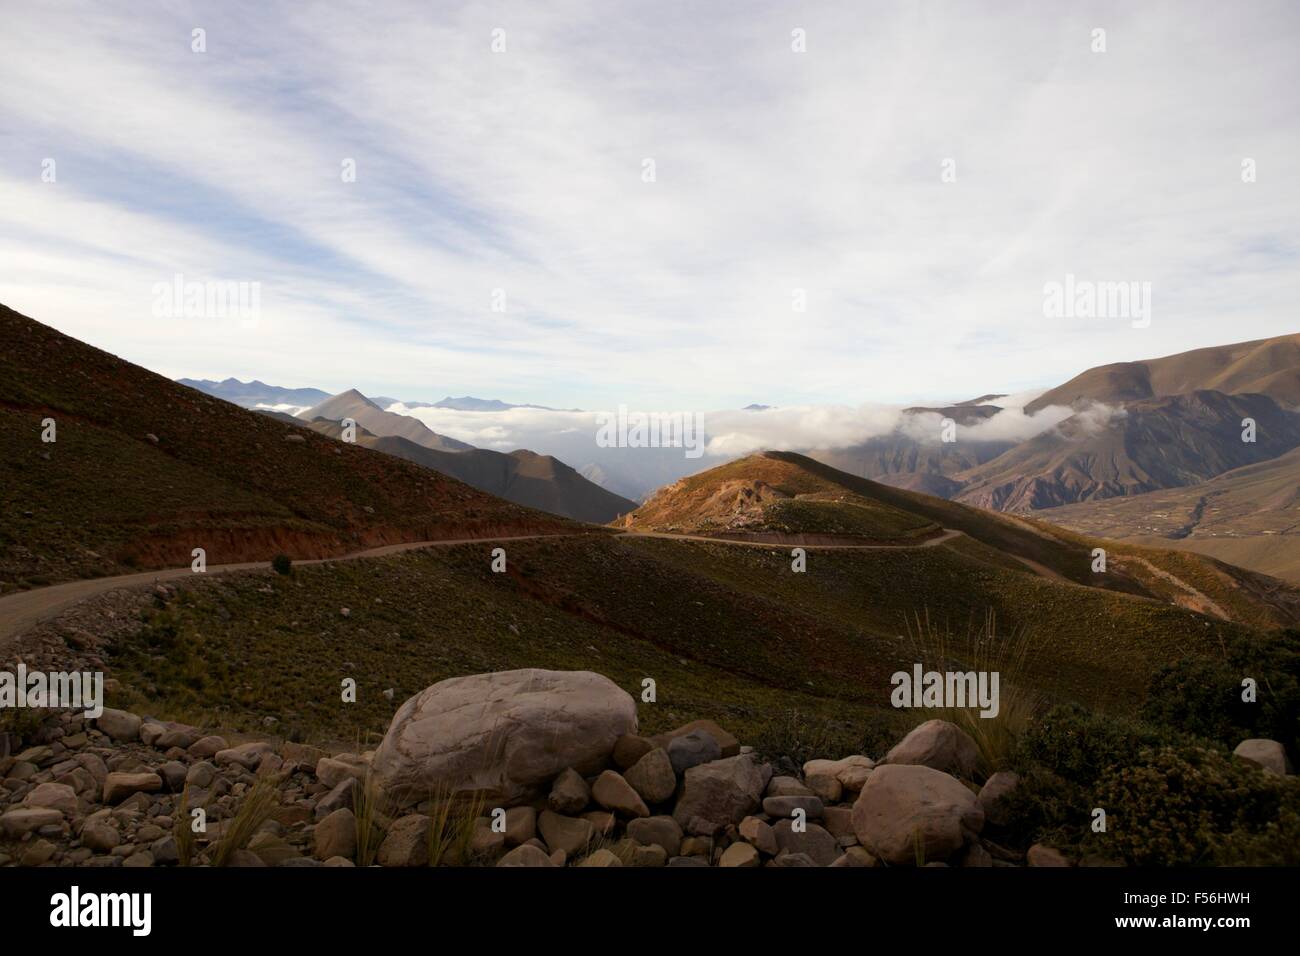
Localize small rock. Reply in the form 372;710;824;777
720;842;760;867
547;768;590;815
591;770;649;818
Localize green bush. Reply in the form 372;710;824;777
271;554;293;576
1014;703;1167;787
1092;745;1300;866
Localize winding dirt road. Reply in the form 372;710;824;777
0;528;975;651
0;534;577;650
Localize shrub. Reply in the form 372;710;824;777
271;553;293;576
750;708;899;774
1014;703;1167;787
1092;745;1300;866
1143;633;1300;759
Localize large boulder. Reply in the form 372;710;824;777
672;754;770;834
1233;739;1293;776
851;764;984;865
371;669;637;808
977;771;1020;827
882;720;979;777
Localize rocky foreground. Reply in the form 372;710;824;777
3;668;1293;868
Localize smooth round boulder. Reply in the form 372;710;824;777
883;720;979;778
851;763;984;865
371;669;637;809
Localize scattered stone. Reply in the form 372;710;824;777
673;754;769;834
762;795;823;819
503;806;536;846
591;770;650;818
2;808;63;837
313;808;357;862
578;848;623;867
548;768;590;814
739;816;779;855
651;720;740;758
1027;844;1071;867
1233;739;1293;776
497;845;555;867
773;819;840;866
187;736;228;759
626;815;683;856
538;810;595;856
377;814;430;867
95;709;142;743
624;748;676;804
613;734;655;770
977;771;1020;827
667;730;722;775
720;842;760;867
81;821;120;851
883;720;979;778
103;772;162;804
22;782;78;816
851;764;984;866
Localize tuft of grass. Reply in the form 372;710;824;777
211;775;282;867
354;771;384;867
425;784;487;867
174;783;196;866
903;609;1042;779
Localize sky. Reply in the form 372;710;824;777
2;0;1298;412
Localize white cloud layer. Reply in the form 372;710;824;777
1;1;1297;411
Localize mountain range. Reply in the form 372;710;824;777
181;330;1300;581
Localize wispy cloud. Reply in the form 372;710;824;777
2;0;1298;409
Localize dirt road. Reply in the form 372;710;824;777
0;534;578;650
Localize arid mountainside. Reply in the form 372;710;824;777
1040;446;1300;583
0;304;574;592
300;389;475;452
806;338;1300;571
306;418;636;524
954;390;1300;511
1024;332;1300;413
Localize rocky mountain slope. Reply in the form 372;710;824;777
954;390;1300;512
0;304;574;593
302;399;635;524
1025;332;1300;413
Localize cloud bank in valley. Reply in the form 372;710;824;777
391;396;1077;497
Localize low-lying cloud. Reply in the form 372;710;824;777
390;396;1078;498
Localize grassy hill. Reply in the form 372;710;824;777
0;304;576;593
100;523;1291;749
621;451;1300;629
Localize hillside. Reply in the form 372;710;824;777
953;391;1300;512
621;451;1300;630
307;419;636;524
1039;446;1300;582
0;304;576;593
1025;332;1300;413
